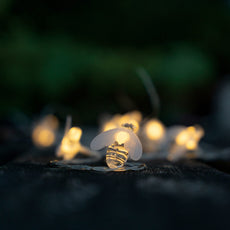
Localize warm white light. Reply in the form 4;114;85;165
145;120;165;140
186;140;197;150
116;131;130;144
32;115;58;147
67;127;82;142
175;130;189;145
175;126;204;150
57;126;83;160
32;126;55;147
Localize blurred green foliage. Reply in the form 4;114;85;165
0;0;229;123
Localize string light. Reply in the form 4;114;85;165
90;124;143;169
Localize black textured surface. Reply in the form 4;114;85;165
0;151;230;230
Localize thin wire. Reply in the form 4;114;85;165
136;67;160;118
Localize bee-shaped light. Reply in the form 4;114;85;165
167;125;204;160
102;111;142;134
90;124;143;169
56;115;94;160
32;115;59;147
56;127;83;160
140;119;165;152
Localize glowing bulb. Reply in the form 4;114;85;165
90;126;142;169
175;130;189;145
175;126;204;151
116;131;130;144
32;115;58;147
67;127;82;142
32;126;55;147
145;120;165;140
57;126;83;160
186;140;197;150
175;125;204;150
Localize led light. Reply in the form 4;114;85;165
56;126;83;160
56;117;99;161
175;130;189;145
116;131;130;144
90;125;143;169
167;125;204;161
145;120;165;140
67;127;82;142
32;126;55;147
32;115;58;147
175;126;204;150
186;140;197;150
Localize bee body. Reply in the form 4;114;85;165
106;142;129;169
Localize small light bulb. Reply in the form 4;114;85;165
175;130;189;146
32;114;58;147
116;131;130;144
140;119;165;153
90;125;143;169
67;127;82;142
186;140;197;150
175;126;204;151
32;126;55;147
145;120;165;140
56;126;83;160
167;125;204;161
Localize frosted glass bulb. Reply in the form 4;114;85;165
90;126;143;169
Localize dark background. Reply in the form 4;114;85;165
1;0;230;126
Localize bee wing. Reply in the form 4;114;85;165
90;128;122;150
124;131;143;161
